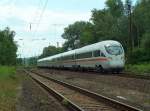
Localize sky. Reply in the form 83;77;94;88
0;0;137;58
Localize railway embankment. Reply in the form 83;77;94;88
0;67;70;111
35;68;150;111
1;67;149;111
28;70;144;111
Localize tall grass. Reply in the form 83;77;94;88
0;66;20;111
126;63;150;74
0;66;16;79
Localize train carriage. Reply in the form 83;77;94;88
37;40;125;73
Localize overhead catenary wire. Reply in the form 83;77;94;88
32;0;49;38
30;0;42;31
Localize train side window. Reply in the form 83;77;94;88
79;53;83;59
66;56;69;60
94;50;100;57
71;55;74;60
77;53;82;59
76;52;92;59
85;52;92;58
68;55;71;60
58;57;61;61
82;52;92;58
64;56;66;60
75;54;77;59
65;56;68;60
101;52;105;57
52;59;54;62
81;53;85;58
60;57;62;60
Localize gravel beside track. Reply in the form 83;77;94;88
30;72;126;111
35;68;150;111
16;71;69;111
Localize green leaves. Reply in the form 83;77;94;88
0;27;17;65
141;32;150;53
39;45;63;58
105;0;124;17
62;21;94;50
40;0;150;64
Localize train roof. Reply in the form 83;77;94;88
38;40;121;62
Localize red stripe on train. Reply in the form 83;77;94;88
48;57;109;64
95;58;108;61
81;58;108;62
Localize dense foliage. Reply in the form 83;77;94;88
40;0;150;64
0;27;17;65
39;45;63;59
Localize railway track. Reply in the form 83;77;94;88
25;70;142;111
39;68;150;80
116;72;150;80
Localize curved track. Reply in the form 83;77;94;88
39;68;150;80
25;70;143;111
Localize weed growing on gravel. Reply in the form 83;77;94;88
62;99;69;106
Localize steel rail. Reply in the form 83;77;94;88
38;68;150;80
24;70;83;111
117;72;150;80
30;70;143;111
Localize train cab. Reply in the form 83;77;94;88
104;42;125;72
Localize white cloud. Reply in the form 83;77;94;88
0;3;91;57
1;0;138;57
0;4;91;33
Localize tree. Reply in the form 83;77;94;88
60;0;150;64
141;32;150;54
91;0;140;53
91;9;118;41
105;0;124;17
133;0;150;47
0;27;17;65
62;21;94;50
39;45;62;58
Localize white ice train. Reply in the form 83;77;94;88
37;40;125;72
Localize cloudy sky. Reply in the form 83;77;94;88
0;0;137;58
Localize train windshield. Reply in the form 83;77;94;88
105;45;123;55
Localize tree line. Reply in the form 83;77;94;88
0;27;17;65
39;45;62;59
40;0;150;64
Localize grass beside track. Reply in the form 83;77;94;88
125;63;150;75
0;66;21;111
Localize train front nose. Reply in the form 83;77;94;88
109;56;125;70
104;44;125;71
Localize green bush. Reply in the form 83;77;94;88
126;63;150;74
141;32;150;54
127;48;150;64
0;66;16;80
